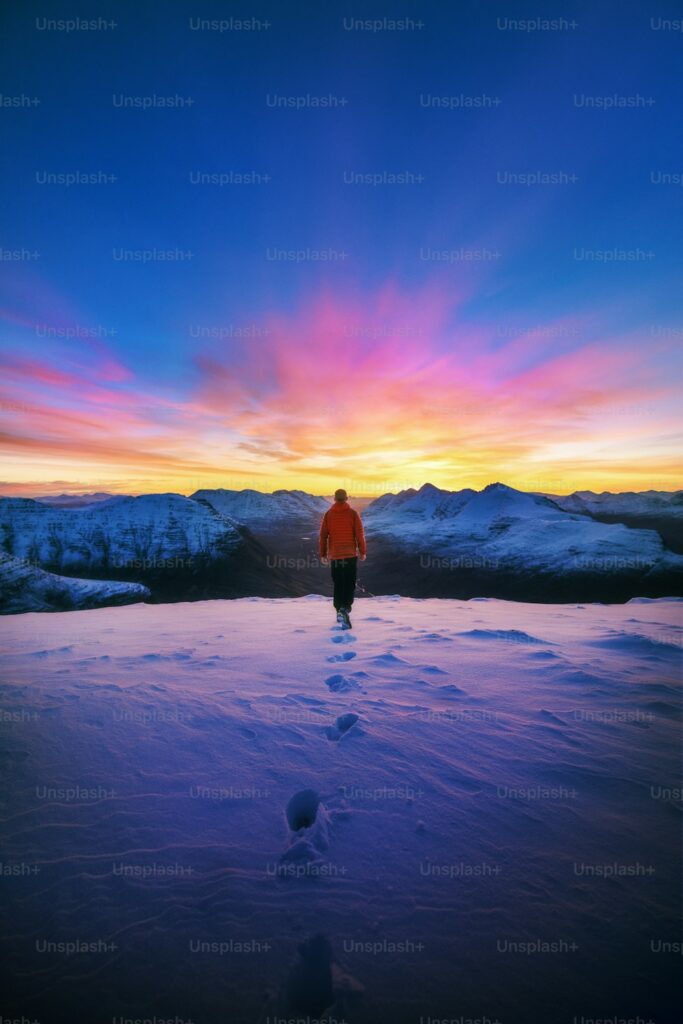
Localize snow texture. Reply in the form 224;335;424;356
0;595;680;1022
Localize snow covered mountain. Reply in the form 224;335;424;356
0;492;311;604
0;493;243;574
190;487;328;528
0;551;149;614
364;482;683;595
550;488;683;519
2;484;681;608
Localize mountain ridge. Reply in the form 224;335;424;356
2;483;682;608
0;551;150;614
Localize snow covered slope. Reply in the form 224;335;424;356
191;487;328;527
365;482;682;580
551;489;683;519
0;596;680;1023
0;493;242;573
0;551;150;613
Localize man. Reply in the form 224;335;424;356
319;488;366;629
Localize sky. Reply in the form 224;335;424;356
1;0;681;498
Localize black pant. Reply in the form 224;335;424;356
331;557;357;611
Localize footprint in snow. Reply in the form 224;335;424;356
280;790;330;866
286;789;320;830
325;674;362;693
325;713;360;742
330;634;356;645
285;934;334;1016
273;933;364;1020
326;651;357;663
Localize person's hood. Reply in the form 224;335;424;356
330;501;351;511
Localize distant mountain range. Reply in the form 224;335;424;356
26;484;683;525
548;489;683;519
33;491;127;508
545;488;683;555
1;483;681;612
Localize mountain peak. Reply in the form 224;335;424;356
482;482;517;495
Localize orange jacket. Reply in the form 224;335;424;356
319;501;367;560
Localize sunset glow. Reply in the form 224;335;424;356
1;280;680;497
2;3;681;499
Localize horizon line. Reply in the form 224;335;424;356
4;480;682;502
